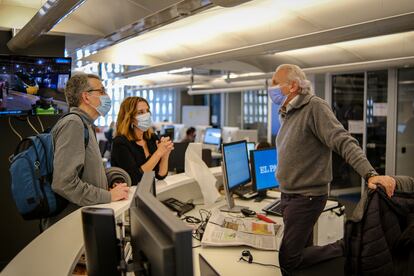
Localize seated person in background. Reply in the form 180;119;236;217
104;121;115;153
45;73;129;228
111;96;174;185
181;126;196;143
256;140;272;149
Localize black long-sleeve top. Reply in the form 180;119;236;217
111;134;167;185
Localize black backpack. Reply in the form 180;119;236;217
9;113;89;220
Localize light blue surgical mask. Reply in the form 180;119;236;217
268;86;287;106
89;94;112;117
136;112;152;132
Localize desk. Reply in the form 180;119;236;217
156;172;343;276
3;167;343;276
1;187;137;276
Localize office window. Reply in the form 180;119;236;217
243;90;268;124
366;70;387;175
331;73;364;190
242;90;268;141
125;86;177;123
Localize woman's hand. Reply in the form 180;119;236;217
156;136;174;157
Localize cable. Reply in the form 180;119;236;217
192;245;201;249
8;117;22;141
26;117;40;134
238;257;280;268
36;116;44;132
181;215;201;224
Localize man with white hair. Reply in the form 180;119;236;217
270;64;395;274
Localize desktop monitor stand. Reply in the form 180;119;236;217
220;162;247;213
254;191;267;202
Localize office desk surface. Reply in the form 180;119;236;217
189;193;284;276
2;187;137;276
1;167;221;276
3;167;342;276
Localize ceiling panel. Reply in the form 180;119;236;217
85;0;414;76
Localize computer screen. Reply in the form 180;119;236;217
161;125;175;140
220;140;251;212
221;126;239;143
247;142;255;159
222;140;251;190
130;172;193;276
203;128;221;145
251;147;279;200
0;55;71;116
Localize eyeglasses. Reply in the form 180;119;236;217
87;87;106;95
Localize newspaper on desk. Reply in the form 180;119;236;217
201;211;283;250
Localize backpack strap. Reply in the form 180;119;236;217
60;112;92;178
60;112;89;148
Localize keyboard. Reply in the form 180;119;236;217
233;185;258;199
262;199;282;216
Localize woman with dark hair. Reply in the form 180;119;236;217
111;96;174;185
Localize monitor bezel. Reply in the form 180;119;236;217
221;140;251;191
203;127;221;145
131;172;193;276
251;147;279;192
246;142;255;159
0;54;72;117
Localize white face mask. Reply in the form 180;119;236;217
88;94;112;117
135;112;152;131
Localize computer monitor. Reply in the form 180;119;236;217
220;140;250;212
161;125;175;140
0;55;71;116
130;172;193;276
81;207;121;276
251;147;279;201
221;126;239;143
234;129;258;143
247;142;255;159
203;127;221;145
194;125;211;143
172;124;185;141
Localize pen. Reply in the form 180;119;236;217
256;214;276;224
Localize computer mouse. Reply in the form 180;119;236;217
241;208;256;217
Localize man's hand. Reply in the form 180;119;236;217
367;175;396;197
110;183;129;201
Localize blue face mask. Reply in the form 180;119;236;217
136;112;152;132
268;86;286;106
90;94;112;117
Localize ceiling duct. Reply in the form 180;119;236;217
7;0;86;52
211;0;252;7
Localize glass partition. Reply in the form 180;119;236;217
396;68;414;177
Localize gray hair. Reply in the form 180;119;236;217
64;73;101;107
276;64;313;95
